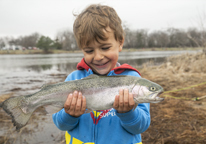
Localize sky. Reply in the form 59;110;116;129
0;0;206;39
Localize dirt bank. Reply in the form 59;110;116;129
140;52;206;144
0;52;206;144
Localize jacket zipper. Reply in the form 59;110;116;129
94;111;97;143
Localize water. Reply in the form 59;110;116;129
0;50;200;95
0;50;200;143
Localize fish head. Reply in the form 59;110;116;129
132;78;164;103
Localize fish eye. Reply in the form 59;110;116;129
150;87;156;91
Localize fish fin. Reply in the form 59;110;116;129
1;96;33;131
44;104;63;114
133;103;138;111
82;74;128;80
82;74;100;80
41;83;49;89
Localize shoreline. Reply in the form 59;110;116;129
0;47;203;55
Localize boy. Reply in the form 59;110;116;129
53;4;150;144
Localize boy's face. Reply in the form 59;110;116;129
82;27;124;75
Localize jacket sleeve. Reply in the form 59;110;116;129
52;70;84;131
115;103;150;134
52;109;80;131
116;70;151;134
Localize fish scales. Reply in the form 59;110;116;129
0;74;164;130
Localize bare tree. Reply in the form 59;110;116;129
122;22;133;48
148;31;169;48
167;28;189;47
0;38;5;49
187;28;201;47
198;12;206;53
135;29;148;48
7;33;41;48
56;30;77;50
189;11;206;53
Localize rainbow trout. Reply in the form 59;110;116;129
0;75;164;130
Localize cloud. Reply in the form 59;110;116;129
0;0;205;38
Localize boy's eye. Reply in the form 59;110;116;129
102;47;110;50
85;50;93;53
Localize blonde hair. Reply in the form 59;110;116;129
73;4;124;48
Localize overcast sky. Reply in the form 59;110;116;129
0;0;206;39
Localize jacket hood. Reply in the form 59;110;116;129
77;58;141;76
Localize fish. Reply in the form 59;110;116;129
0;74;164;130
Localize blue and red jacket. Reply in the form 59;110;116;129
52;58;150;144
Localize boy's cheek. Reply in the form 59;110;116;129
83;56;91;64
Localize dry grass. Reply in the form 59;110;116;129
140;52;206;144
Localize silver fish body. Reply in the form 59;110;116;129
0;74;164;130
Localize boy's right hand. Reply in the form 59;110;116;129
64;91;86;117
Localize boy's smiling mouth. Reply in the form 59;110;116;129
93;61;110;68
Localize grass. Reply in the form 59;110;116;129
140;52;206;143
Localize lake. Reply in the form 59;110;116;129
0;50;201;143
0;50;201;96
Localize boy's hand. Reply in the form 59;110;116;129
113;89;135;113
64;91;86;117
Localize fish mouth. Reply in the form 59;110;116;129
153;92;164;102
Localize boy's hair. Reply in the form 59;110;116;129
73;4;124;48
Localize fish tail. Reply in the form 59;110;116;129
1;96;33;131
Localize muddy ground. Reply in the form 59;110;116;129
0;52;206;144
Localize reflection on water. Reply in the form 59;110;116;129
0;50;200;143
0;50;199;73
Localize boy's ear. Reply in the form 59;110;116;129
119;38;124;52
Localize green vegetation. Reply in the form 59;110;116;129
36;36;62;53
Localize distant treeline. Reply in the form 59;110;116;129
0;27;205;52
124;27;205;48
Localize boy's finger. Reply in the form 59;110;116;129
123;89;129;107
64;93;73;110
119;89;124;107
129;93;135;108
80;96;86;114
113;95;119;109
75;92;82;112
70;91;78;111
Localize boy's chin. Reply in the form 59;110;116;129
94;69;110;75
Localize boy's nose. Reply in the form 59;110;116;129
94;52;104;61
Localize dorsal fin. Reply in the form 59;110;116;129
82;74;129;80
41;84;49;89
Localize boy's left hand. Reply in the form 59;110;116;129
113;89;135;113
